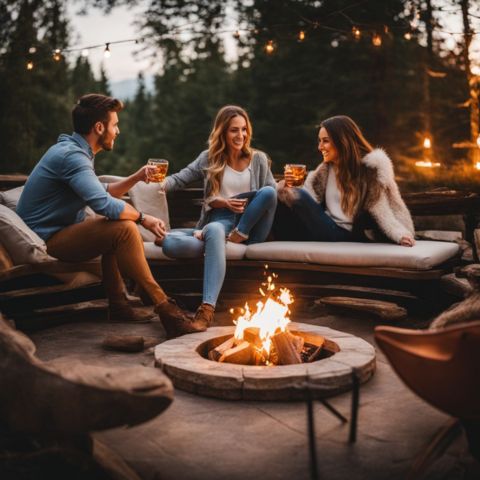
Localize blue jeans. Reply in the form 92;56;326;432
162;186;277;306
274;188;353;242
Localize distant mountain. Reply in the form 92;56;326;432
109;75;155;100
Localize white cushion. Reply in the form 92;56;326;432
0;205;53;265
0;186;23;211
144;241;247;261
97;175;170;242
245;241;460;270
129;183;171;241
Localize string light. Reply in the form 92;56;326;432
52;49;62;61
28;46;36;54
26;61;34;70
81;49;89;57
404;31;412;40
352;26;361;40
233;30;240;39
103;43;111;58
372;34;382;47
265;40;275;54
298;30;306;42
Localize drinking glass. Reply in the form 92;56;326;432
147;159;169;183
284;164;306;187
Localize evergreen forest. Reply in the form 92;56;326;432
1;0;479;190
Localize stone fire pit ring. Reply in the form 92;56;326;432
154;323;376;401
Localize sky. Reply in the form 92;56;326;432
67;2;156;82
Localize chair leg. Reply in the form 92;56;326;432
407;418;462;480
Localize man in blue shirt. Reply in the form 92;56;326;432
17;94;206;338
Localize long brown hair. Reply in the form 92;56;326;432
320;115;373;216
206;105;253;196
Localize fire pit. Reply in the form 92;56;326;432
154;323;375;401
155;271;376;400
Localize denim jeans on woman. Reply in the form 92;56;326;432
162;186;277;306
273;188;353;242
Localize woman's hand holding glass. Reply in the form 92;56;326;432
210;197;247;213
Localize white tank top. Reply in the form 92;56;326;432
219;164;252;198
325;165;353;231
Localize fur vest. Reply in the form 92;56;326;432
278;148;415;243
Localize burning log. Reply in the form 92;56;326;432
208;337;237;362
243;327;262;348
219;341;254;365
271;332;302;365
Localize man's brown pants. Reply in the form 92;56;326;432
46;218;167;305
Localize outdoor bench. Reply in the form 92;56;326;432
0;175;470;323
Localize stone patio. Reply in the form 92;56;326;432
28;304;479;480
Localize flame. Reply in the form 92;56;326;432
475;162;480;170
233;272;294;357
423;137;432;149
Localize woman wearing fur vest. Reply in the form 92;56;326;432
274;115;415;246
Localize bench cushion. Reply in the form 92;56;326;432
245;241;460;270
144;241;247;261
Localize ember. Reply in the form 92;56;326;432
207;268;326;366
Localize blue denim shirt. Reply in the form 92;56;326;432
17;133;125;241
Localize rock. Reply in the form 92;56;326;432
440;273;473;298
0;314;173;435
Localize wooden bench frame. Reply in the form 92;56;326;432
0;176;474;323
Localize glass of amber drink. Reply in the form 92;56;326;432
147;159;169;183
284;164;306;187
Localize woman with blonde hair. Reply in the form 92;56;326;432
275;115;415;246
160;105;277;326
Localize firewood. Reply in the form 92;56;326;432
219;341;254;365
286;331;304;354
318;296;407;321
306;344;324;362
208;336;236;361
101;335;145;353
271;332;302;365
243;327;262;348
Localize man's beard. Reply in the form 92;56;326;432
98;131;114;151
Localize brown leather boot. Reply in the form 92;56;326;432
194;303;215;327
155;298;206;338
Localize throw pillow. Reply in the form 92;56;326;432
129;182;171;242
0;205;53;265
0;186;24;211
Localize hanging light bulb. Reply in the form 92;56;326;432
404;31;412;40
52;49;62;61
372;34;382;47
26;61;34;70
81;49;89;57
28;46;36;54
265;40;275;54
352;26;361;40
423;136;432;149
103;43;111;58
298;30;306;42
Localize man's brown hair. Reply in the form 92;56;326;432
72;94;124;134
